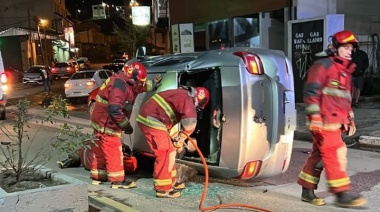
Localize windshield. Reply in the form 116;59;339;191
70;71;95;79
27;68;42;73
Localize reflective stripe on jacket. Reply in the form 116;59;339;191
303;56;355;130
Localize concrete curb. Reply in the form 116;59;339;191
359;135;380;147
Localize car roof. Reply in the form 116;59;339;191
127;47;285;73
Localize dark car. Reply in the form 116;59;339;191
23;65;52;85
5;67;24;83
102;59;126;73
51;62;75;79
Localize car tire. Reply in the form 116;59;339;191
0;109;5;120
89;101;95;115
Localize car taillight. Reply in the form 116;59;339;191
235;160;262;179
67;67;73;72
233;51;264;75
51;68;58;73
86;80;95;88
1;73;8;92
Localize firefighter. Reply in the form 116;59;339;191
89;61;152;189
136;86;210;198
297;30;367;207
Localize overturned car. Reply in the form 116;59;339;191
123;47;296;180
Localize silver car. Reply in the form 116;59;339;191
126;47;297;180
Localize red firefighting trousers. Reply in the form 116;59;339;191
79;139;102;171
138;123;177;191
297;129;351;193
90;132;125;183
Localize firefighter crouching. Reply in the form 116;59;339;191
89;62;152;189
297;30;367;208
137;86;210;198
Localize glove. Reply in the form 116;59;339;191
123;123;134;134
308;115;322;132
343;120;356;136
154;74;163;90
172;132;186;153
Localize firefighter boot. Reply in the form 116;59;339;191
335;191;367;208
111;180;137;189
301;187;326;206
173;182;186;190
156;189;181;198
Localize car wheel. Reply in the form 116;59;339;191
89;101;95;115
0;108;5;120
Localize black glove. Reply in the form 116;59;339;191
123;123;133;134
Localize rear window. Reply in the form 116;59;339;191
70;72;95;79
27;68;42;73
55;63;69;67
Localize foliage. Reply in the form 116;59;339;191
113;8;151;57
0;95;94;182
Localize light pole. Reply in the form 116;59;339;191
38;19;48;65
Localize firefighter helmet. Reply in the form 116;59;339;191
195;87;210;110
123;62;147;83
331;30;359;48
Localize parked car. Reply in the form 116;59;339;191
77;57;91;70
5;67;23;83
23;65;52;85
64;69;112;103
101;59;127;73
51;62;75;79
123;47;296;180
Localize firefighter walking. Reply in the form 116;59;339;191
89;62;149;189
298;30;367;207
137;86;210;198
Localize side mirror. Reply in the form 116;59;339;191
136;46;146;59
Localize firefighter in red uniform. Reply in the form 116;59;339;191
298;30;367;207
89;62;150;189
137;86;210;198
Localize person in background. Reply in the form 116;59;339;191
136;86;210;198
41;67;51;94
298;30;367;208
351;46;369;108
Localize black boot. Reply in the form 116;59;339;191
335;191;367;208
301;187;326;206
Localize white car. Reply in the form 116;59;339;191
64;70;112;103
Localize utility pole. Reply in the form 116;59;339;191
27;9;34;66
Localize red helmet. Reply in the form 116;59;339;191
123;62;147;83
332;30;359;48
195;87;210;110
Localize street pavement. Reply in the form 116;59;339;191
6;81;380;211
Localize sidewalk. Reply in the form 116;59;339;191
294;95;380;150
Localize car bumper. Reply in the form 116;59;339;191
23;80;43;84
65;91;90;98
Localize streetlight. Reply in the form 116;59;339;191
39;19;48;65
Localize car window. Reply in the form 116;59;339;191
71;72;95;79
98;71;109;79
27;68;42;73
106;70;113;77
55;63;69;67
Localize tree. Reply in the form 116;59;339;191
113;9;151;58
0;96;94;183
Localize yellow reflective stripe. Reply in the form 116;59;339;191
90;121;122;137
91;169;108;177
100;78;110;90
322;87;351;100
299;171;320;185
305;104;320;114
96;95;108;104
108;170;125;178
171;170;176;178
152;94;177;124
322;123;342;131
327;177;351;188
136;114;167;131
154;178;172;186
119;118;129;128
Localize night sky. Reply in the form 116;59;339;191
65;0;152;20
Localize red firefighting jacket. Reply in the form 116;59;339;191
90;72;137;137
137;88;197;135
303;55;356;130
